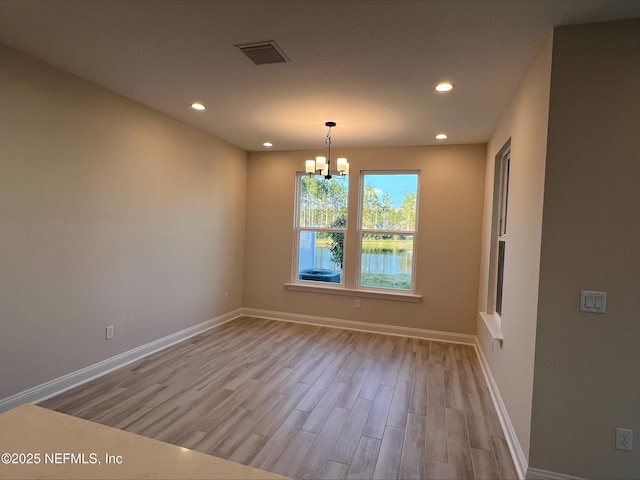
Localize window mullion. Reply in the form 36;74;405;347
299;226;346;234
360;229;415;236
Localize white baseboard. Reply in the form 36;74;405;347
474;338;529;479
526;468;588;480
242;308;476;345
0;308;242;414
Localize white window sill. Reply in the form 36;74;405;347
285;282;422;303
479;311;504;347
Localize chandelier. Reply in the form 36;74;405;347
305;121;349;179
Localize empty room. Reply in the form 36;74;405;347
1;1;639;479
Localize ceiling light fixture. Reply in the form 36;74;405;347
263;142;273;147
304;122;349;180
435;82;454;92
436;133;448;140
190;102;206;111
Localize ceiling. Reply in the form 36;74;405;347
1;1;640;152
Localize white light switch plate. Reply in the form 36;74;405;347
580;290;607;314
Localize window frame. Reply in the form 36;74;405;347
356;170;420;293
292;172;349;286
489;143;511;317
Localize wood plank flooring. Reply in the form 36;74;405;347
39;317;518;479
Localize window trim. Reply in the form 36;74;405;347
356;170;420;293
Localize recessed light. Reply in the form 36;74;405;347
190;102;206;111
436;133;448;140
263;142;273;147
435;82;454;92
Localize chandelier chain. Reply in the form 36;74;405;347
325;126;332;149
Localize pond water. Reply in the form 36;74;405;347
314;246;412;274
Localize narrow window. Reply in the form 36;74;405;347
294;174;349;284
494;149;510;315
358;172;419;291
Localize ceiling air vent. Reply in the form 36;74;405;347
235;40;290;65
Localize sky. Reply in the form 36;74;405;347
363;174;418;207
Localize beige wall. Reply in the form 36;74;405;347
476;37;553;463
0;44;247;400
244;145;486;334
530;19;640;477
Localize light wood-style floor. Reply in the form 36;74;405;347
40;317;518;479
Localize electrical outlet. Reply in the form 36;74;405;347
105;325;114;340
616;428;633;451
354;299;360;309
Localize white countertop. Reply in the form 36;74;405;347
0;404;289;479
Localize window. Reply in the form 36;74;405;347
493;145;510;315
358;172;419;291
294;174;349;284
479;141;510;343
292;171;420;297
